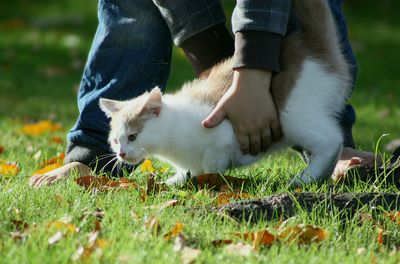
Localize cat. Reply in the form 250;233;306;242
99;0;351;187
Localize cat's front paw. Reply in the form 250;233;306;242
165;171;190;186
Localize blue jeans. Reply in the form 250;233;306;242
66;0;357;174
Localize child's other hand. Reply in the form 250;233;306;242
202;68;281;155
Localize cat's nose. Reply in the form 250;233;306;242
119;152;126;158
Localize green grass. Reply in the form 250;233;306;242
1;1;400;263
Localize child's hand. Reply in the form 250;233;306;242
202;68;281;155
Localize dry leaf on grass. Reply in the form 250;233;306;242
384;211;400;224
40;152;65;167
47;220;78;234
75;176;139;192
377;228;384;246
0;162;19;178
164;222;184;241
278;224;329;244
0;145;4;154
147;199;179;212
21;120;62;136
146;173;168;195
234;230;275;248
50;136;63;144
216;192;251;205
33;163;63;175
190;173;247;191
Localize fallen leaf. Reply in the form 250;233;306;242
144;217;161;235
234;230;275;248
11;220;29;231
75;176;139;191
47;220;78;234
384;211;400;224
40;152;65;166
0;145;4;154
224;242;254;257
48;231;64;245
146;173;168;195
50;136;63;144
164;222;184;241
212;239;234;247
216;192;251;205
0;163;19;178
33;163;63;175
21;120;63;136
377;228;384;246
180;247;201;264
279;224;329;245
190;173;247;191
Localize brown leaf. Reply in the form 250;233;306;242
180;247;201;264
212;239;234;247
75;176;139;191
190;173;247;191
0;145;4;154
144;217;161;235
216;192;251;205
48;231;64;245
40;152;65;167
164;222;184;241
377;228;384;246
11;220;29;231
234;230;275;248
279;224;329;245
384;211;400;224
50;136;63;144
94;220;102;232
146;173;168;194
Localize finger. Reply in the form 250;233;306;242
270;120;282;142
237;133;250;154
202;107;226;128
261;128;272;152
249;133;261;156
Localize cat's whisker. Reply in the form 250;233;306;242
98;156;118;174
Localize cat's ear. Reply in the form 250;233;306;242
99;98;125;118
142;87;162;117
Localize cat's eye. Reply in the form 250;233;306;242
128;133;137;142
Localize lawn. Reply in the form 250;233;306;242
1;0;400;263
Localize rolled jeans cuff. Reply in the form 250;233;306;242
153;0;226;46
65;142;135;177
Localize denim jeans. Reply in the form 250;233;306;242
66;0;357;175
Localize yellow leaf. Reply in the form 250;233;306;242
47;221;77;234
164;222;184;241
21;120;62;136
33;163;63;175
140;159;154;173
0;163;19;178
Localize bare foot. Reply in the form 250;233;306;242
332;147;382;182
29;162;91;187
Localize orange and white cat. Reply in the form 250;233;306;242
99;0;351;187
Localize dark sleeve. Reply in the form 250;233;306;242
232;0;293;72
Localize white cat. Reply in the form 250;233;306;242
99;0;351;187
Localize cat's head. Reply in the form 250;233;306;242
99;87;162;164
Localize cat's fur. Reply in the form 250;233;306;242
100;0;351;186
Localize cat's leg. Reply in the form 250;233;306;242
165;167;190;186
201;147;231;174
287;118;343;187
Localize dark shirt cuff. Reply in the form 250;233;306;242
180;23;234;76
233;30;282;72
